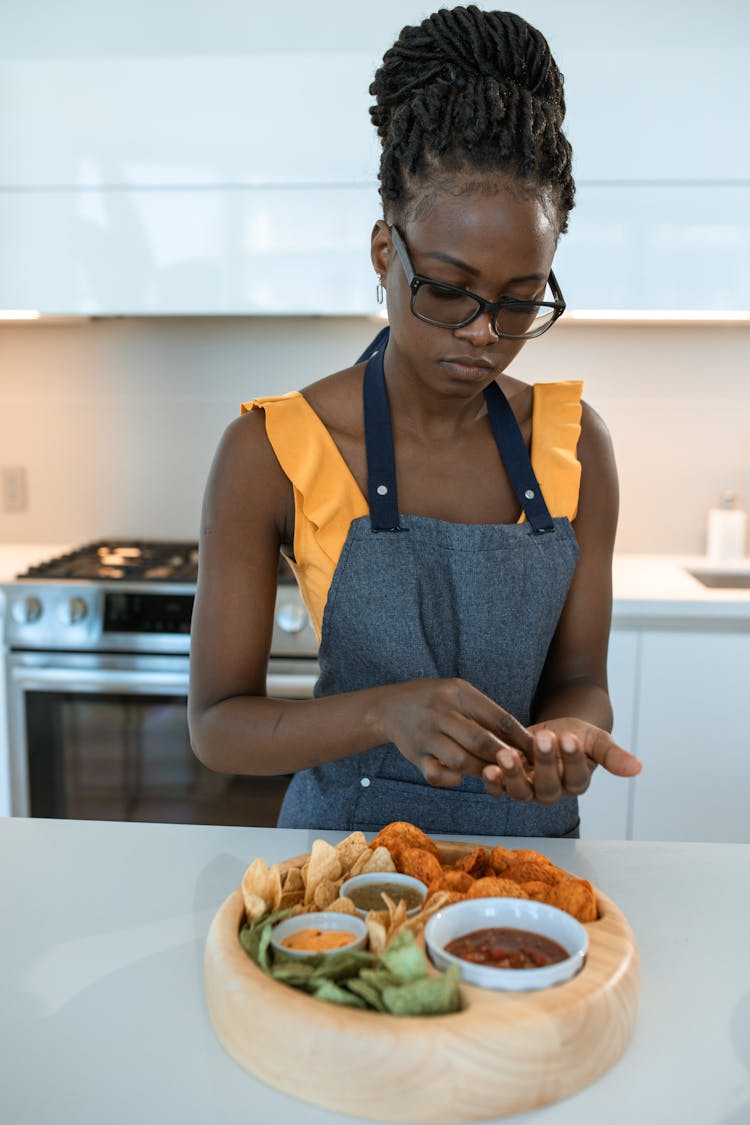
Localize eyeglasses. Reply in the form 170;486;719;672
388;225;566;340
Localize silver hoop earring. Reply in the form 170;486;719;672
376;277;385;305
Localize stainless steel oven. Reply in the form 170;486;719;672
2;541;319;826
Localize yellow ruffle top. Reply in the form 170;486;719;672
241;381;583;641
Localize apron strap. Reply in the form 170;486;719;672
483;381;555;534
363;346;403;531
358;327;555;534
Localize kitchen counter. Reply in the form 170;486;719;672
1;818;747;1125
612;554;750;622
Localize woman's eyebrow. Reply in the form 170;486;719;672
420;249;546;284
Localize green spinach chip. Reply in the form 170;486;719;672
238;914;461;1017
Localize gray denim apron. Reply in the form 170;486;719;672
278;340;580;836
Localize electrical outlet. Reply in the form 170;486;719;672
2;466;28;512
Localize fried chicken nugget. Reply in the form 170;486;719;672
466;877;529;900
544;878;598;922
503;861;563;886
395;846;443;886
439;869;475;894
451;845;489;877
371;821;440;858
519;881;552;902
511;849;556;866
488;845;514;874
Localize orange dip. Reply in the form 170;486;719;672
281;928;357;952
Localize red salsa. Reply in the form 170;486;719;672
445;927;569;969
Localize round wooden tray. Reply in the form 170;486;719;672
204;840;639;1122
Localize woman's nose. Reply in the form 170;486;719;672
452;311;498;346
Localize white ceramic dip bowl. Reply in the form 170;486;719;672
339;871;428;917
425;896;589;992
270;911;368;960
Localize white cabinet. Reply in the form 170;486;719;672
0;185;381;315
579;628;639;840
631;625;750;843
589;616;750;844
1;1;749;314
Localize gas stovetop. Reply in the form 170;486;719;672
17;540;200;583
3;540;314;657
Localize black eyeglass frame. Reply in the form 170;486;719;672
388;224;566;340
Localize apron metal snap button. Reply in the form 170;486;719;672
524;488;535;499
376;484;388;496
360;777;371;787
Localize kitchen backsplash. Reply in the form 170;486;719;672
1;317;748;556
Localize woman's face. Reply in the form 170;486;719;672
371;186;559;398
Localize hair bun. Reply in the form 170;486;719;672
372;6;562;115
370;5;574;232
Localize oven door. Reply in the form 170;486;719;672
6;651;318;824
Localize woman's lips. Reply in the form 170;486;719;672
441;356;495;378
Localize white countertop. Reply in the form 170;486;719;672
0;819;747;1125
612;553;750;621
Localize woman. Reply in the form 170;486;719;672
188;5;642;837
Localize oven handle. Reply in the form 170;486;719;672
10;664;319;699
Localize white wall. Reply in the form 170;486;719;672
1;317;748;555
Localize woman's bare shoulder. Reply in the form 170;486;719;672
300;363;365;437
578;399;615;469
202;409;294;545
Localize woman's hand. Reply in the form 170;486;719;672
481;718;642;805
373;677;536;788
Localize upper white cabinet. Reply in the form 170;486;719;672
1;0;748;314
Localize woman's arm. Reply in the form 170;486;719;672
482;401;642;803
188;409;535;784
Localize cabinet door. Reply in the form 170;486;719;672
579;628;639;841
632;627;750;843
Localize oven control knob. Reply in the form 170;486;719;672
59;597;89;625
275;602;309;634
11;595;43;625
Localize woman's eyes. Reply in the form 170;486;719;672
425;284;468;302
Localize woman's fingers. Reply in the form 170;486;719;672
493;747;535;802
420;754;465;788
531;731;565;804
456;681;535;758
558;733;594;796
592;735;643;777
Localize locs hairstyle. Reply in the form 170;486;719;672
369;6;575;233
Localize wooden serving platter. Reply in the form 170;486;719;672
204;840;639;1122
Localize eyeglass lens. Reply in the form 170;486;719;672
413;282;557;337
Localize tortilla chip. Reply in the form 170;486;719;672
313;878;340;910
327;896;359;916
361;845;397;874
304;839;343;905
334;831;369;873
241;857;282;916
282;867;305;892
347;848;375;876
241;890;267;923
279;890;305;911
365;916;389;958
